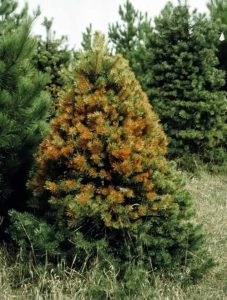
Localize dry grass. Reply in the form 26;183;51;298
0;171;226;299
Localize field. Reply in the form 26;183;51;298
0;170;226;300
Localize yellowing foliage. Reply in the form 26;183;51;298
29;34;176;229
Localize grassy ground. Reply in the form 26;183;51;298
0;171;227;299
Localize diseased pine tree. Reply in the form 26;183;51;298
144;2;227;165
0;0;50;218
19;34;210;274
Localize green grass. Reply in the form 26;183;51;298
0;171;227;299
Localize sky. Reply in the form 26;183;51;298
18;0;209;49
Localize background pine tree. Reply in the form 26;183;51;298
34;18;72;104
81;23;93;50
11;34;210;277
0;0;50;218
207;0;227;91
143;2;227;165
108;0;152;88
207;0;227;37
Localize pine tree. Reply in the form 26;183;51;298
24;34;208;273
207;0;227;91
81;24;93;50
108;0;152;87
34;18;72;103
0;0;50;217
207;0;227;38
144;2;227;165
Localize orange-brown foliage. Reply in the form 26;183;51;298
29;36;174;229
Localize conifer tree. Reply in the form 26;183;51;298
208;0;227;91
144;2;227;164
108;0;152;87
81;24;93;50
0;0;50;217
208;0;227;37
34;18;72;103
23;34;208;273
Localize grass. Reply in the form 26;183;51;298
0;170;226;299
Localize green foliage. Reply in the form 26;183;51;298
144;2;227;164
81;23;93;50
207;0;227;37
8;210;64;257
108;0;152;87
207;0;227;91
0;0;50;218
33;17;72;103
217;40;227;91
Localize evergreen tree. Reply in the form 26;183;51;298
207;0;227;37
108;0;152;87
14;34;209;275
0;0;50;218
34;18;72;103
207;0;227;91
144;2;227;164
81;23;93;50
